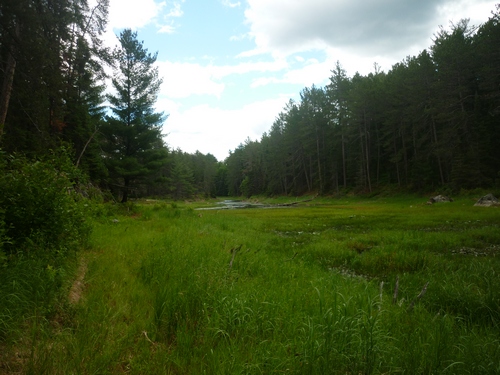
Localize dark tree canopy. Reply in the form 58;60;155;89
223;10;500;196
1;2;499;201
101;29;167;202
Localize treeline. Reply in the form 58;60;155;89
146;150;225;199
0;0;223;202
225;11;500;196
1;2;500;202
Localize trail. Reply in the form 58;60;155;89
69;258;88;305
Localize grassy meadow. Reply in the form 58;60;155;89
2;196;500;374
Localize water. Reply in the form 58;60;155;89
196;200;271;210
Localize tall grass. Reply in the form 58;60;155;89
4;197;500;374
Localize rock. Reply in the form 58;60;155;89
427;195;453;204
474;194;499;207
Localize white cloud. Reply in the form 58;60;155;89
250;60;330;88
250;77;277;88
165;2;184;17
158;24;176;34
211;59;288;78
102;0;497;162
281;61;330;86
230;33;250;42
103;0;185;40
152;1;186;34
242;0;497;60
108;0;165;30
157;61;225;98
221;0;241;8
163;97;289;160
156;58;290;99
322;47;405;76
437;0;494;24
249;49;390;89
101;0;167;48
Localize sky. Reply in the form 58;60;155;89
99;0;497;161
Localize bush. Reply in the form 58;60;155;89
0;149;91;260
0;208;8;267
0;149;92;342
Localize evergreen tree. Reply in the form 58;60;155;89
326;62;351;190
169;150;195;200
226;145;245;196
474;5;500;186
431;20;481;189
101;29;167;202
1;0;76;151
0;0;109;162
298;85;330;193
215;162;229;197
62;0;110;180
218;7;500;197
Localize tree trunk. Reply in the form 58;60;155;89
365;132;372;193
121;178;130;203
362;114;372;192
0;28;18;140
394;135;401;186
315;127;323;193
431;116;445;185
376;126;381;186
401;130;408;185
302;157;311;192
341;133;347;188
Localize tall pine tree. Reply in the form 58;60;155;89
101;29;167;202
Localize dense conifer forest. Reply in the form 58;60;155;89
1;3;500;372
225;13;500;197
1;1;499;199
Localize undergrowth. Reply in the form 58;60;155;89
2;196;500;374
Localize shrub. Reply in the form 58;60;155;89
0;208;8;266
0;149;91;260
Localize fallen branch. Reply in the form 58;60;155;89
76;125;99;168
276;194;318;207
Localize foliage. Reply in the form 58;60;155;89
101;28;167;202
7;197;499;373
1;1;499;201
0;254;74;342
0;0;110;168
149;149;221;200
0;149;91;258
0;148;93;346
224;10;500;196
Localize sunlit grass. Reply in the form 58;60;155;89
4;196;500;373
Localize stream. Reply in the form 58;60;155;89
196;200;274;210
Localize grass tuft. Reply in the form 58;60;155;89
2;196;500;373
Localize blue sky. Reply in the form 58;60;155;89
100;0;497;161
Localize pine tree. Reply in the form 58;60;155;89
0;0;110;161
101;29;167;202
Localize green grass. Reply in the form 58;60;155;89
2;196;500;374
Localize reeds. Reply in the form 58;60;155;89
2;197;499;373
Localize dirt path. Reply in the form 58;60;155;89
69;258;88;305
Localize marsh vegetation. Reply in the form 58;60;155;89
2;196;499;374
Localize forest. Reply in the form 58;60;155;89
1;2;499;201
226;14;500;197
1;2;500;372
